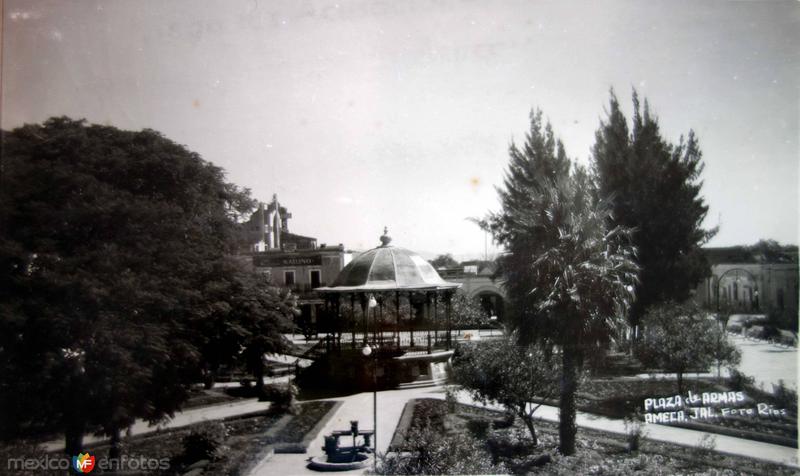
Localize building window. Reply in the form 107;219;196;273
284;270;295;286
310;269;321;288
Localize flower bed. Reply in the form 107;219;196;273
80;401;338;476
577;378;797;446
382;398;798;475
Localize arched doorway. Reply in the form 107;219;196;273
715;268;759;312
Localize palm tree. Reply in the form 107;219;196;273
482;110;638;455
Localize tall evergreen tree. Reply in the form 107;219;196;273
481;110;638;455
593;91;716;327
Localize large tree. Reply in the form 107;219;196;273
0;117;293;455
592;91;716;327
481;110;638;455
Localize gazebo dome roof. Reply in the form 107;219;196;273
315;229;461;293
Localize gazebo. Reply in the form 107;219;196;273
309;228;462;387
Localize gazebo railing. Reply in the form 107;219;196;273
322;330;454;354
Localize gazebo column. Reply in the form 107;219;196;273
325;295;332;348
377;294;384;345
445;291;453;350
426;292;432;354
326;297;334;351
322;298;330;351
361;295;369;346
434;293;439;346
409;292;415;348
350;293;356;349
395;291;401;348
335;295;342;351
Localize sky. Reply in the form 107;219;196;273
3;0;798;259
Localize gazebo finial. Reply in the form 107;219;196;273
379;227;392;247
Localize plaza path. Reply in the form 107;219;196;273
248;385;799;475
42;376;303;452
728;333;797;391
42;397;272;453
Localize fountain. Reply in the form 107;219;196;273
308;420;374;471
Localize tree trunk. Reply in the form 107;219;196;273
64;419;85;456
559;347;578;456
522;416;538;446
203;365;217;390
254;362;265;397
676;371;684;395
108;426;122;460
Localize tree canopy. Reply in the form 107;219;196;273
747;239;798;264
480;109;638;455
452;337;560;445
634;302;740;393
0;117;293;454
429;253;459;269
592;91;716;326
449;291;485;330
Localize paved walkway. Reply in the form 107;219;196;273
41;378;798;471
248;385;799;475
249;388;413;476
43;394;273;453
728;333;797;391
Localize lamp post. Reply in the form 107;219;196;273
362;293;378;471
361;343;377;471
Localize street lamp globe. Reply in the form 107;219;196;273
362;345;372;356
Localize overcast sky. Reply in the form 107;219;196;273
3;0;798;258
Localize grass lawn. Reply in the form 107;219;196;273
383;398;797;476
577;378;797;447
577;377;724;417
181;387;243;409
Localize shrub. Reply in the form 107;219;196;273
466;418;490;439
0;441;43;475
690;434;717;460
260;383;298;414
486;427;534;464
623;413;646;452
762;325;781;342
180;422;228;463
772;380;798;413
444;386;458;413
375;424;505;475
493;412;515;430
727;369;755;392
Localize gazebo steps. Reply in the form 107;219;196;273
397;376;448;390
